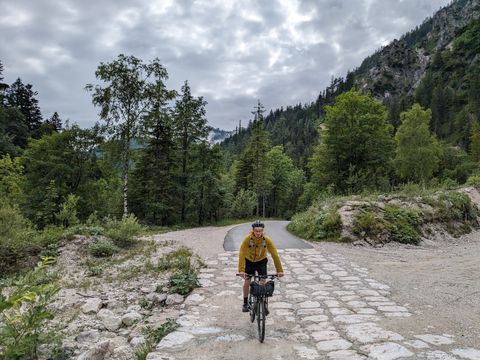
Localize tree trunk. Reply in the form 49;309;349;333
262;194;266;218
123;158;129;219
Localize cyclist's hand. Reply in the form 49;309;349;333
239;272;247;279
277;272;284;278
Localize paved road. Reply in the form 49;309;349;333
223;220;313;251
147;249;480;359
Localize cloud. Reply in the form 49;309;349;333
0;0;451;130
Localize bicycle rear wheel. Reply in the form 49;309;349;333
256;297;265;342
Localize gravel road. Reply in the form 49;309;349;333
148;223;480;359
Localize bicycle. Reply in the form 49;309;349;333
237;272;278;343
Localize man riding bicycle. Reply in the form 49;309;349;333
238;220;284;312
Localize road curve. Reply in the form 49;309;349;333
223;220;313;251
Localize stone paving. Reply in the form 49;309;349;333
146;249;480;360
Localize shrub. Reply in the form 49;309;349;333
157;247;192;272
104;214;143;248
288;204;342;241
436;191;477;223
89;239;119;258
168;269;200;295
352;209;385;237
384;205;421;244
466;175;480;189
0;204;37;275
0;257;60;359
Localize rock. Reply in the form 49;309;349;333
146;292;167;305
184;293;204;304
75;329;100;343
130;335;146;347
165;294;184;305
81;298;103;314
98;309;122;331
110;345;134;360
156;331;195;350
122;311;142;326
127;305;142;312
77;340;111;360
146;353;175;360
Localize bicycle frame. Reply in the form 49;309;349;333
237;272;278;343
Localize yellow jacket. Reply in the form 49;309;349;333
238;231;283;273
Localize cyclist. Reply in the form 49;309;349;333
238;220;284;312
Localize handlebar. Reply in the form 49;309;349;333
236;273;279;279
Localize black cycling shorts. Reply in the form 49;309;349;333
245;258;268;276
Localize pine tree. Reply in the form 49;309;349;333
174;80;209;222
394;104;442;183
5;78;43;138
130;111;178;225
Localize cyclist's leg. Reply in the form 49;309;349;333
243;277;251;298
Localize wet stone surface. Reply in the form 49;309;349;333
147;249;480;360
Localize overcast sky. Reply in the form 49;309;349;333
0;0;450;131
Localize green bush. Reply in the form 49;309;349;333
436;191;477;223
0;257;60;359
384;205;421;244
352;209;385;237
0;204;37;275
229;189;257;218
288;204;342;241
89;239;119;258
466;175;480;189
104;214;143;248
157;247;192;272
168;269;200;295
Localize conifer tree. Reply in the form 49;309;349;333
469;119;480;163
174;80;209;222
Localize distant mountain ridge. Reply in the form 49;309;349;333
355;0;480;98
222;0;480;168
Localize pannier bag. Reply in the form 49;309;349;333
250;280;275;297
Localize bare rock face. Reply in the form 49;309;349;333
81;298;103;314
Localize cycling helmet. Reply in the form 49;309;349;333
251;220;265;228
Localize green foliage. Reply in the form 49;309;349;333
89;239;119;258
20;126;103;227
469;120;480;162
168;269;200;295
0;154;24;205
86;54;177;219
394;104;442;183
157;246;192;272
384;206;421;244
56;194;80;228
289;203;342;241
435;191;477;225
309;90;394;194
352;209;386;237
466;175;480;188
135;319;179;360
0;204;36;275
229;189;257;218
266;146;305;218
0;257;59;359
104;214;143;248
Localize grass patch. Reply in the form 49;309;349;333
384;206;421;244
288;203;342;241
135;319;179;360
89;239;119;258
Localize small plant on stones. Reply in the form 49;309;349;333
88;239;119;258
134;319;179;360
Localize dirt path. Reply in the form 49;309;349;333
147;225;480;360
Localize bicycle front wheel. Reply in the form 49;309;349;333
249;296;255;323
256;297;265;342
